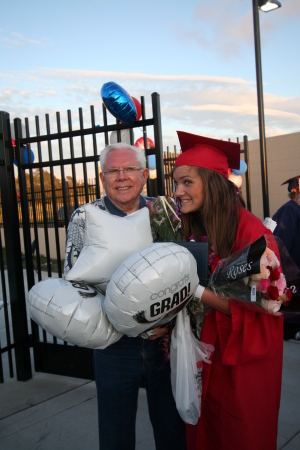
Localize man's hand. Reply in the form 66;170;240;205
147;326;169;340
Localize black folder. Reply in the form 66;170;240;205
174;241;209;287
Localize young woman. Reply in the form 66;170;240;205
172;131;283;450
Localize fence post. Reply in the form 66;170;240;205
151;93;165;195
0;111;32;381
243;135;252;212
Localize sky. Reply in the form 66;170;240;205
1;0;300;154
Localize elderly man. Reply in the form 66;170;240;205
64;142;187;450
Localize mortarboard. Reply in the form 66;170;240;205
281;175;300;192
174;131;240;178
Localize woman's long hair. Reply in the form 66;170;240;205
178;167;245;258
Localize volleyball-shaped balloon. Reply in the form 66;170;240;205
104;242;199;336
27;278;122;349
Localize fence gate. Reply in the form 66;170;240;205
0;93;165;382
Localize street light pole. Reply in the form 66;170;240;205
252;0;269;218
252;0;281;219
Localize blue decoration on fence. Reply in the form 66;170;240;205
232;160;247;175
101;82;137;124
13;147;35;166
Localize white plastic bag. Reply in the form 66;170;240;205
170;307;214;425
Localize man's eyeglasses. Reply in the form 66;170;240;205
102;166;143;177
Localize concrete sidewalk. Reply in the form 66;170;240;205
0;340;300;450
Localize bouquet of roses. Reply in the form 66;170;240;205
209;234;300;315
146;196;182;242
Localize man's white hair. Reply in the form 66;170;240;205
99;142;147;170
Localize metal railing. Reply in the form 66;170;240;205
0;93;165;382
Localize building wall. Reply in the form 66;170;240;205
240;131;300;221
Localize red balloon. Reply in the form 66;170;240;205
132;97;142;121
135;137;154;150
17;191;21;199
11;138;16;147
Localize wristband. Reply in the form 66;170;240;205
195;284;205;302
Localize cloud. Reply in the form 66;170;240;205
0;87;31;100
35;90;58;98
11;32;44;46
171;0;253;58
31;68;250;85
1;68;298;149
0;32;46;48
172;0;300;58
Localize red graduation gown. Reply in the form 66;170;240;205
186;208;284;450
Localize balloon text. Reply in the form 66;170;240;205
150;282;191;317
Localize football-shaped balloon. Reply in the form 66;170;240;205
109;129;134;145
101;82;137;124
27;278;122;349
232;160;247;175
135;137;154;150
104;242;199;336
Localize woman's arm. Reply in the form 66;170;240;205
197;285;231;316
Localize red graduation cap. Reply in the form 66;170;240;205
174;131;240;178
281;175;300;192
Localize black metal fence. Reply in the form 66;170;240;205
3;182;98;228
0;92;165;383
0;140;251;232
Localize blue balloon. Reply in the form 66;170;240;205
13;147;35;166
148;155;156;170
101;82;137;124
232;160;247;175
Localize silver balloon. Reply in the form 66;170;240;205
27;278;122;349
104;242;199;337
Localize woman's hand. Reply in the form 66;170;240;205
199;286;232;316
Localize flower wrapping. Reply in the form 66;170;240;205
209;234;300;315
147;196;182;241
